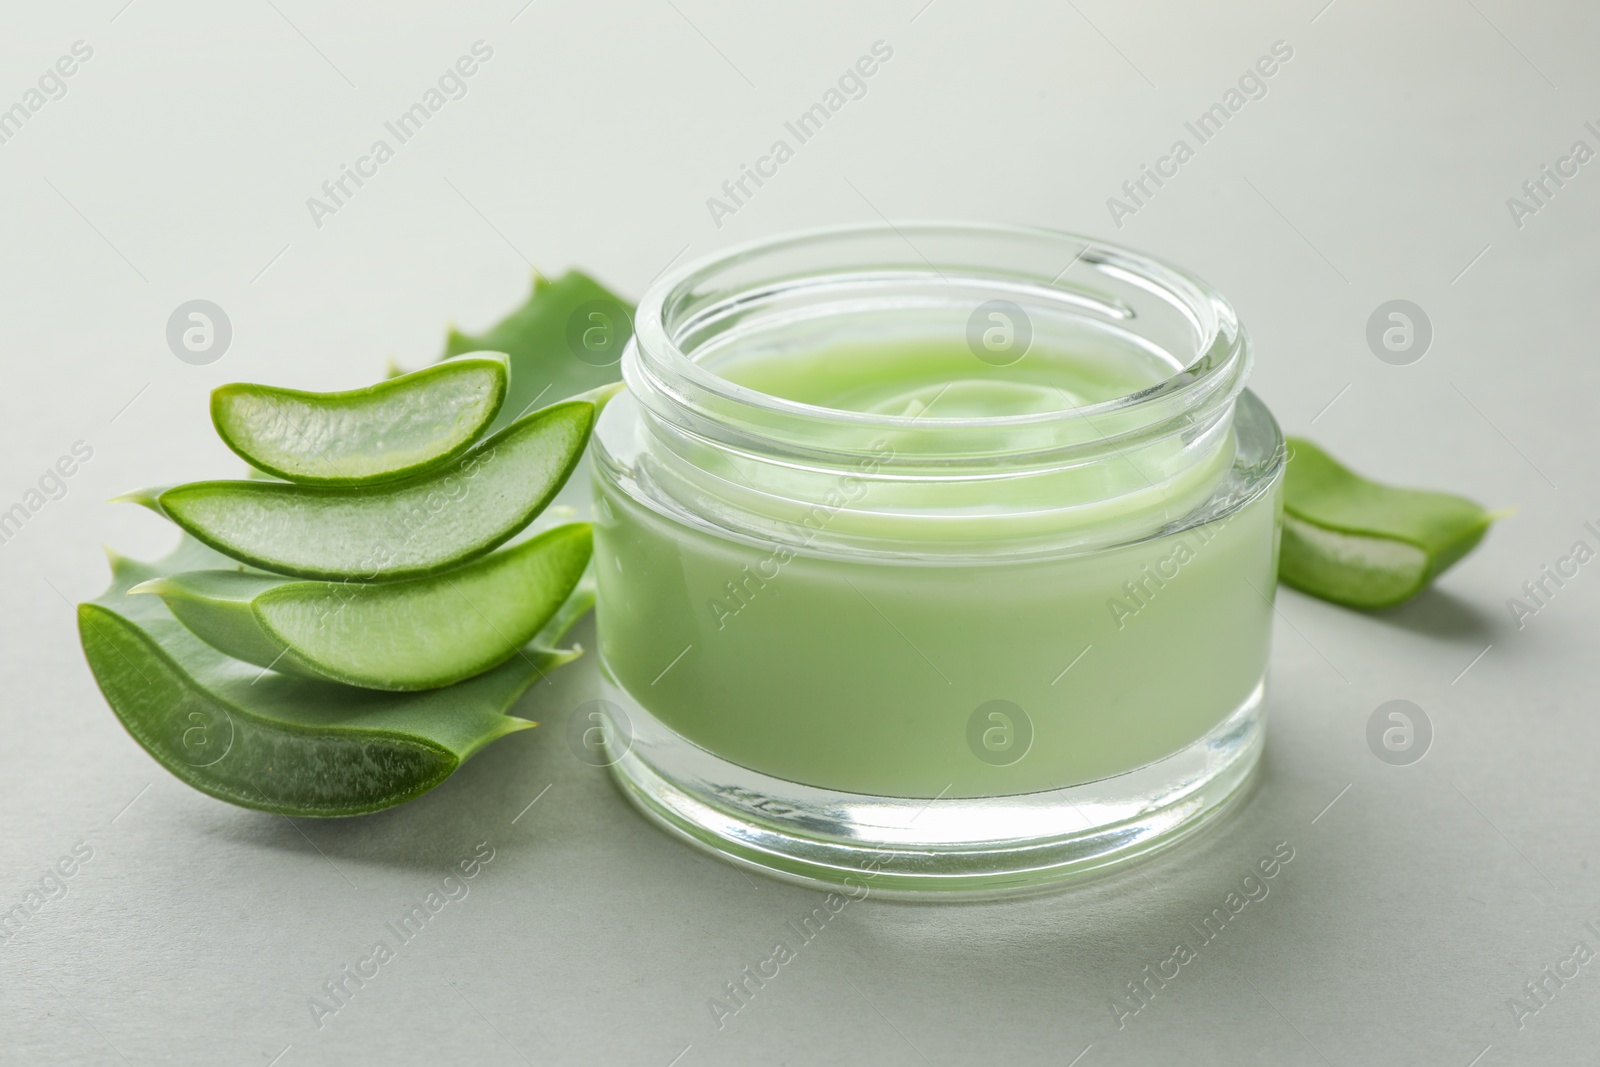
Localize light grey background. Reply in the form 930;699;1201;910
2;0;1596;1064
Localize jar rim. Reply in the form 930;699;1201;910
629;222;1249;462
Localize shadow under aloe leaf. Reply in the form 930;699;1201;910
178;627;596;877
1360;585;1502;645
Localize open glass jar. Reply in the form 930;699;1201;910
591;223;1284;897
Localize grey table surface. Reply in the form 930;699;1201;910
3;1;1598;1064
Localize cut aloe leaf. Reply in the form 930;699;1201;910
130;524;592;691
444;271;634;427
78;536;588;817
121;399;596;581
210;354;508;486
1280;438;1506;609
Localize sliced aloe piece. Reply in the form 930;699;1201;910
78;536;588;817
210;354;508;486
1280;438;1506;609
444;271;634;427
130;524;592;691
122;399;596;581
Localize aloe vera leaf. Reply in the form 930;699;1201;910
120;399;596;581
129;524;592;691
444;271;634;426
1279;437;1505;609
209;354;509;486
78;536;588;817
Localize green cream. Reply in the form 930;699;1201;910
715;335;1164;417
594;334;1281;799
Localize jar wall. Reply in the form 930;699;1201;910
594;393;1282;799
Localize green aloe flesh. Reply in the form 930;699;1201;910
130;524;593;691
444;271;634;432
1280;438;1504;609
123;399;596;581
81;277;627;816
78;537;587;817
211;354;510;486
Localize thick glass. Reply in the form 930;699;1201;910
591;223;1284;898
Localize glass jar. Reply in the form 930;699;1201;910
591;223;1284;898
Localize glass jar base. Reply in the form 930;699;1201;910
598;677;1267;900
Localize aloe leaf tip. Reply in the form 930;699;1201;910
126;578;171;597
572;381;627;414
109;487;165;513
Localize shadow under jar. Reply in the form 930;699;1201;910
591;223;1284;898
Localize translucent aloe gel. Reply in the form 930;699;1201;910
592;224;1285;896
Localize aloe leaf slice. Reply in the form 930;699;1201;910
129;524;592;691
444;271;634;425
210;354;510;486
1280;437;1506;609
121;399;596;581
78;536;589;817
